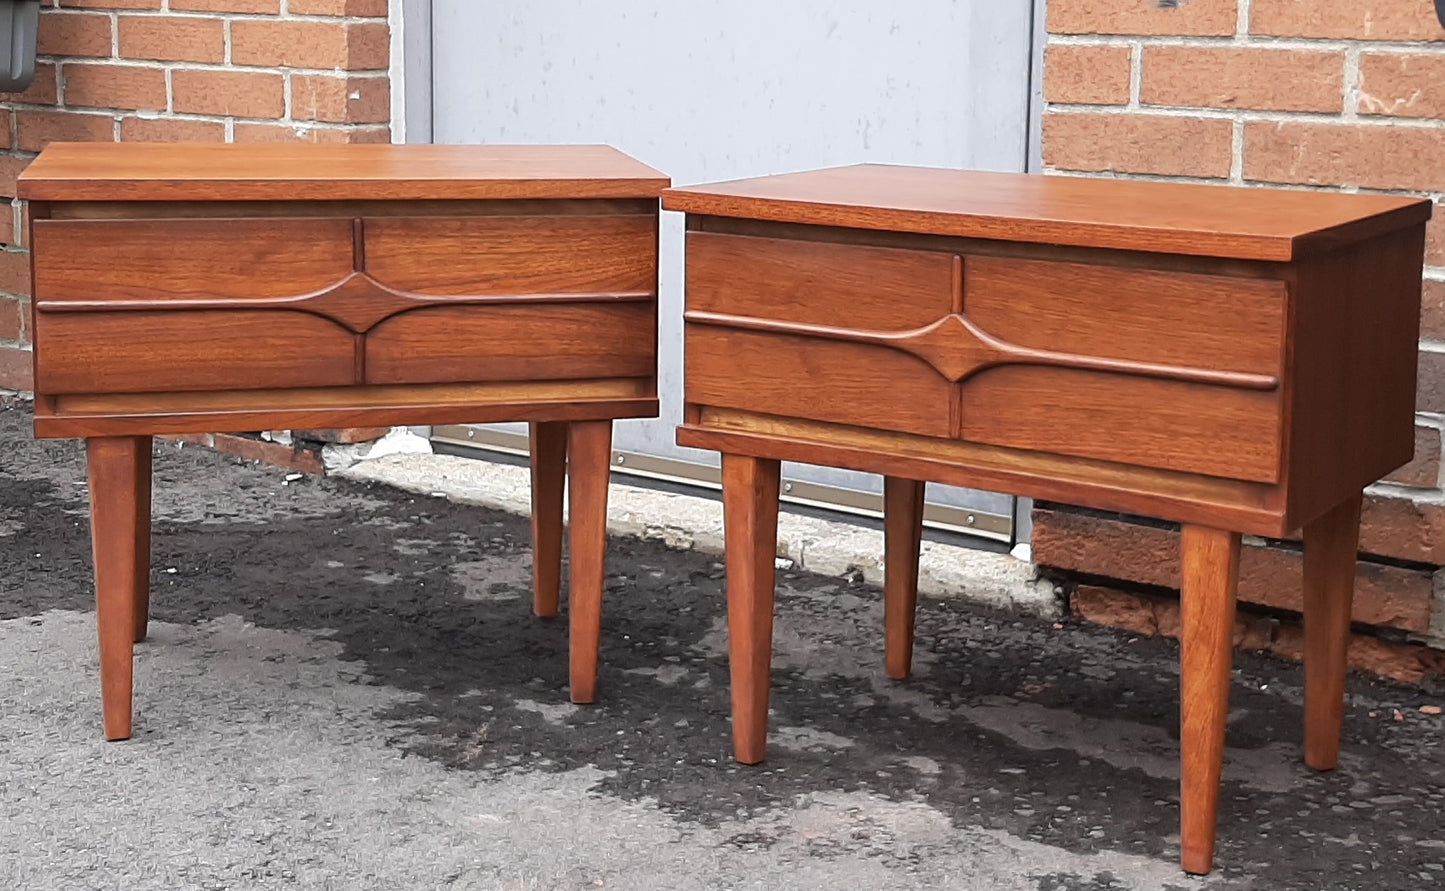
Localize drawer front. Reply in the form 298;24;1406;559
32;218;355;303
686;327;954;439
365;304;655;386
963;256;1286;376
34;310;356;394
686;232;956;330
958;257;1285;482
960;366;1282;482
364;214;658;296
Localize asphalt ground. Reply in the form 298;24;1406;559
1;402;1442;890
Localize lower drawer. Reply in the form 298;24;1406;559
960;366;1283;483
34;310;356;395
363;303;655;386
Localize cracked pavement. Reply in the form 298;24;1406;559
1;402;1442;890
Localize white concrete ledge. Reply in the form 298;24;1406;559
340;453;1059;618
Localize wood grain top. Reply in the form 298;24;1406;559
663;165;1432;261
18;143;670;202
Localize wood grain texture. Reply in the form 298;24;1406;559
964;256;1285;376
678;409;1288;537
529;421;568;619
1301;492;1363;772
662;165;1431;261
686;328;953;439
35;310;357;394
566;420;613;705
685;231;955;330
37;381;655;439
32;218;354;303
1179;525;1241;875
87;436;151;741
1282;228;1426;531
960;366;1283;483
19;143;671;202
721;453;781;765
365;215;658;296
131;439;153;645
363;304;655;386
883;476;925;681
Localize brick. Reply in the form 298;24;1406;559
1418;349;1445;412
1070;585;1276;651
1141;46;1344;113
290;74;389;124
0;112;10;151
0;156;33;201
61;62;167;111
0;202;13;246
0;62;60;105
120;116;225;142
1043;112;1232;178
1385;425;1443;488
1042;45;1131;106
117;15;225;64
1071;584;1445;684
1423;279;1445;341
56;1;161;9
1031;507;1435;631
1358;489;1445;564
168;0;277;12
1048;0;1237;36
37;12;114;58
0;247;30;297
233;121;356;143
0;344;33;390
172;69;284;118
289;0;389;15
344;125;391;144
231;20;388;70
1244;121;1445;191
1359;54;1445;120
161;433;325;475
1251;0;1445;41
1428;202;1445;267
15;109;115;153
0;295;22;341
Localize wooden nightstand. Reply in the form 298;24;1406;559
20;142;668;741
663;164;1431;875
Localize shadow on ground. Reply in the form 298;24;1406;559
1;403;1442;890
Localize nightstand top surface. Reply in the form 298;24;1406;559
663;164;1431;261
19;143;670;203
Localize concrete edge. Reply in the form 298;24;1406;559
339;452;1061;618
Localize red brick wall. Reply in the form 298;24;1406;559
0;0;392;389
1038;0;1445;681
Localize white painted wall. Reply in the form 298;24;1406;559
421;1;1038;522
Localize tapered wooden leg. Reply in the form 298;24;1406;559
529;421;569;619
88;436;152;741
566;420;612;704
1178;525;1241;875
883;476;925;680
132;438;153;643
722;453;781;765
1302;492;1362;772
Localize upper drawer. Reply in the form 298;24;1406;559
32;218;355;303
686;232;956;330
363;214;658;296
964;256;1286;378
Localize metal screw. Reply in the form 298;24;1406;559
783;483;794;493
966;514;976;526
616;455;626;465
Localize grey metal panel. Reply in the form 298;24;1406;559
427;0;1035;531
